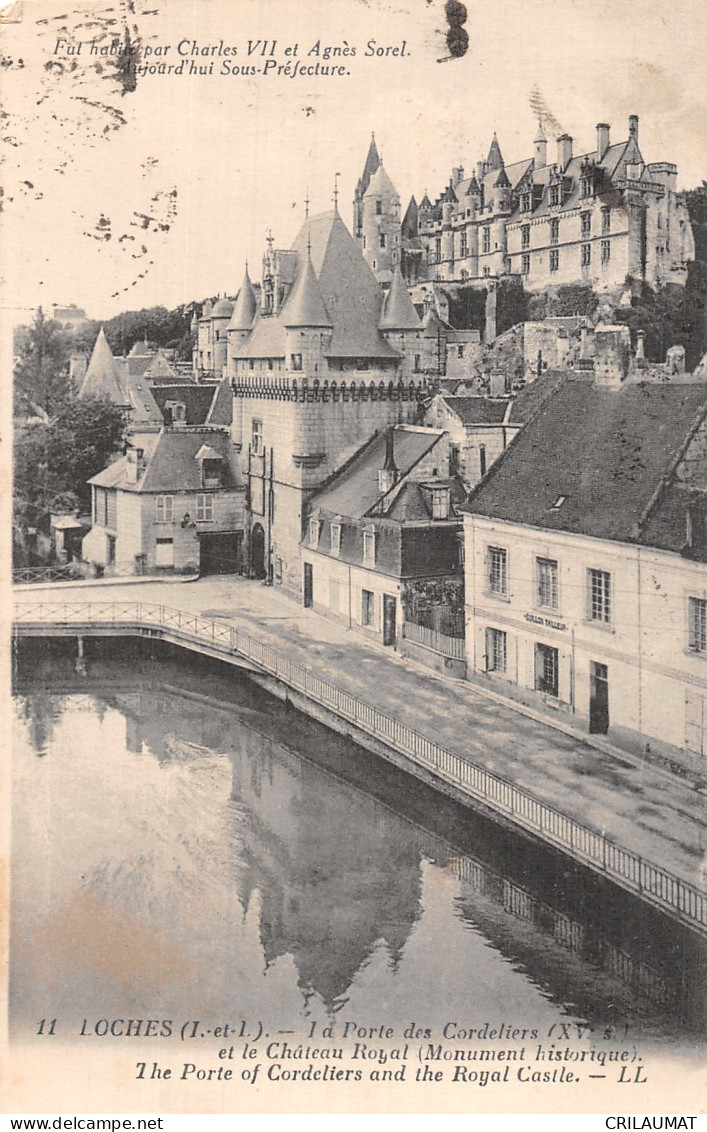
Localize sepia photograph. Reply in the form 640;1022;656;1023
2;0;706;1117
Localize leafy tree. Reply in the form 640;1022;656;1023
13;307;73;415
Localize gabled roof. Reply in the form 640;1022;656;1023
461;377;707;550
379;267;420;330
90;428;242;494
439;395;510;425
310;426;444;520
151;383;220;425
143;352;177;380
228;267;258;330
79;327;127;404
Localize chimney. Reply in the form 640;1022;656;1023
635;329;646;361
596;123;610;160
452;165;464;186
629;114;639;144
378;426;399;494
557;135;573;171
477;160;485;182
125;447;145;484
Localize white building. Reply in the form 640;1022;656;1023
461;371;707;772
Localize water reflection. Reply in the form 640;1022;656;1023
11;642;707;1044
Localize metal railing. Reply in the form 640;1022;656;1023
402;620;466;660
12;599;707;936
12;566;80;585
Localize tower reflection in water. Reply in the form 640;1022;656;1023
11;641;707;1042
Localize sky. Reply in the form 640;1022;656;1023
2;0;706;321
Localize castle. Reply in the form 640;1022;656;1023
354;118;695;293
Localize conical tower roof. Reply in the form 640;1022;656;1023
379;266;420;330
360;133;381;195
364;162;399;200
401;196;418;239
79;327;126;403
228;267;258;331
282;258;332;328
534;120;547;142
486;132;504;171
212;295;234;318
495;167;511;188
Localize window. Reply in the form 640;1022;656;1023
251;419;263;455
581;243;591;266
450;445;460;474
601;239;611;264
521;253;530;275
155;537;174;568
379;232;386;248
521;192;532;213
521;225;530;249
479;445;487;477
431;488;450;519
602;207;611;235
459;230;468;257
488;546;508;596
550;219;559;245
414;354;421;372
482;227;491;254
309;517;320;547
536;557;559;609
588;568;611;623
330;521;342;555
375;199;382;215
581;211;592;238
549;185;560;206
486;627;507;673
291;353;302;371
483;266;491;277
435;237;442;263
535;643;559;696
689;597;707;652
156;495;173;523
581;176;592;198
550;249;559;273
457;344;464;358
196;494;213;522
361;589;375;626
363;527;376;566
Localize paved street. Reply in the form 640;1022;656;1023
13;574;707;892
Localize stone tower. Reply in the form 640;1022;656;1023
361;161;401;283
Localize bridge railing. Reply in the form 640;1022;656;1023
12;599;707;936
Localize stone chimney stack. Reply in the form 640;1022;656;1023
629;114;639;144
557;135;573;171
378;427;399;494
596;123;610;160
452;165;464;186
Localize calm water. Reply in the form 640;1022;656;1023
10;641;706;1048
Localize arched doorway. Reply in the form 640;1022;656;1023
251;523;266;579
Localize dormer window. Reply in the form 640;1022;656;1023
201;459;222;488
581;176;592;198
521;192;532;213
309;516;320;547
431;487;450;519
363;525;376;567
330;519;342;556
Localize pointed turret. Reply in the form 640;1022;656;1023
283;258;332;327
486;132;504;171
79;326;126;403
364;162;399;202
401;196;418;240
379;266;420;330
534;120;547;169
494;167;511;188
228;266;258;331
360;132;381;196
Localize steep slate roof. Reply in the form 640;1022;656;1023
311;426;444;520
506;369;571;424
212;296;234;318
359;134;381;195
283;258;332;327
151;383;219;425
379;267;420;330
386;477;466;521
239;212;398;360
90;429;241;493
462;377;707;549
364;163;399;200
143;352;177;380
228;267;258;330
205;379;233;426
79;327;127;403
442;395;510;424
122;373;163;425
486;133;504;170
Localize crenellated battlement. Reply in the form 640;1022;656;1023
231;376;430;403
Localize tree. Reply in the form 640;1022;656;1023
13;307;73;415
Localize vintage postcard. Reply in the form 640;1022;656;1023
2;0;706;1118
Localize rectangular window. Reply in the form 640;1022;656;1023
486;627;507;673
602;207;611;234
488;546;508;596
361;588;375;627
550;249;559;273
549;185;560;206
581;243;591;266
521;225;530;249
689;597;707;652
581;177;592;198
435;237;442;263
449;445;460;474
363;527;376;566
588;568;611;623
479;445;487;478
431;489;449;519
581;211;592;238
196;494;213;522
521;253;530;275
459;231;468;257
535;643;559;697
290;353;303;371
156;495;173;523
536;557;559;609
482;227;491;254
376;200;382;215
601;239;611;264
379;232;386;248
309;517;320;547
106;490;117;530
550;219;559;245
251;419;263;455
457;344;464;358
330;521;341;555
155;537;174;568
